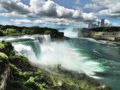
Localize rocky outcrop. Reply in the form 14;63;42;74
0;67;10;90
0;52;9;90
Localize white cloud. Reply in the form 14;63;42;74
84;0;120;17
10;18;74;25
82;13;96;21
0;11;27;17
99;3;120;17
0;0;29;14
29;0;95;21
0;0;96;23
84;0;114;11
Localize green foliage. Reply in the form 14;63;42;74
9;55;34;71
26;76;35;83
88;26;120;32
0;43;5;49
0;41;14;56
25;76;43;90
9;63;20;72
3;28;21;35
0;24;64;39
0;52;8;59
19;72;30;77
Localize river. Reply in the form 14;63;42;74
0;34;120;90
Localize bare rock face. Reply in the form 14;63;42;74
0;67;10;90
0;53;10;90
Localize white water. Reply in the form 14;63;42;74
9;35;104;77
39;41;103;76
13;43;38;61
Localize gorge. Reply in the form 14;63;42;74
0;31;111;90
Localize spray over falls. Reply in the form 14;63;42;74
0;35;103;77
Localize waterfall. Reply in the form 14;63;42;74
12;35;51;61
0;34;103;77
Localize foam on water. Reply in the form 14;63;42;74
39;42;103;76
14;41;103;76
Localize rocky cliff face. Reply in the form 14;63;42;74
0;41;111;90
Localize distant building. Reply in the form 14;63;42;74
101;19;105;27
88;22;93;28
88;22;99;28
88;19;110;28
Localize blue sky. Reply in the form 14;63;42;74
0;0;119;28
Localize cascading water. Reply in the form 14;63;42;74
0;34;103;77
12;35;51;62
1;34;120;90
39;41;103;76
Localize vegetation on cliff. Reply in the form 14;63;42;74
0;25;64;39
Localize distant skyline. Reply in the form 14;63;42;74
0;0;120;28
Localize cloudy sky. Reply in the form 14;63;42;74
0;0;120;28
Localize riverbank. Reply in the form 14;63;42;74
0;41;111;90
80;27;120;42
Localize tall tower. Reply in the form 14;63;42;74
101;19;105;27
88;22;93;28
